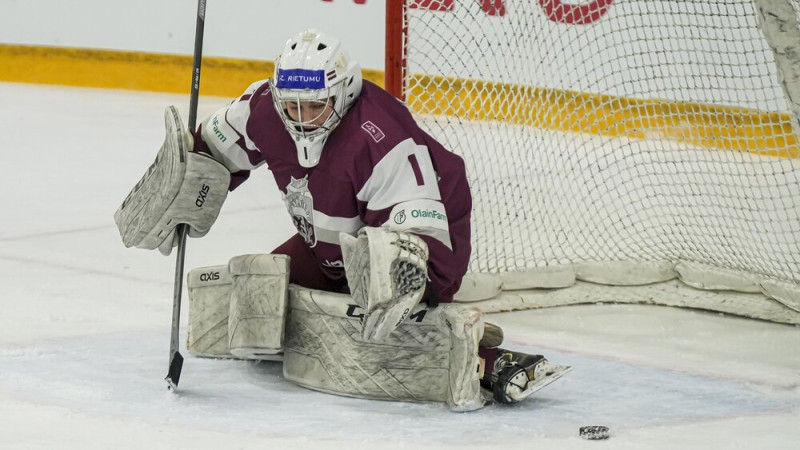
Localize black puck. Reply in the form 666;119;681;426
579;425;610;440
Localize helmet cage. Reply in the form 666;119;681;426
271;80;346;143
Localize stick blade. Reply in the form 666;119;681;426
166;351;184;390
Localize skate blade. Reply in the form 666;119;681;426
517;364;572;400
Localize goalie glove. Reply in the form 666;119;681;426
340;227;429;342
114;106;230;255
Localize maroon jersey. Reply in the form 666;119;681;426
195;80;471;302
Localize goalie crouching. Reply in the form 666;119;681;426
115;29;568;410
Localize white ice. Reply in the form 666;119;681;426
1;82;799;450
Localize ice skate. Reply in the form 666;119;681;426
486;350;571;404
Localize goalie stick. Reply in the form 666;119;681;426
166;0;207;391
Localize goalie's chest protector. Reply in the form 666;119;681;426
247;82;471;292
247;83;414;278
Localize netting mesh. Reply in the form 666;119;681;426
401;0;800;285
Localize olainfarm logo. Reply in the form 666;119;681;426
412;208;447;222
276;69;326;89
394;209;407;225
211;116;227;143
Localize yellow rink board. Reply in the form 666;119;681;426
408;76;800;158
0;44;385;98
2;44;797;158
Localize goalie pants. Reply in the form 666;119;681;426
272;234;350;294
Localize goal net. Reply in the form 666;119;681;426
386;0;800;324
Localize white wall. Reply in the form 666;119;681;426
0;0;386;69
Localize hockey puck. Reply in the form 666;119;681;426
579;426;610;440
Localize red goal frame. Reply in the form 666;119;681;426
385;0;407;101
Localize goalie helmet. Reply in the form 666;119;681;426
271;29;363;168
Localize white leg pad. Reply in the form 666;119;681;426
186;265;233;358
283;286;485;411
228;254;290;360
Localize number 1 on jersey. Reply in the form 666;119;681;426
407;154;425;186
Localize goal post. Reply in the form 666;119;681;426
385;0;800;324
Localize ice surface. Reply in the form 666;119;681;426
1;82;799;449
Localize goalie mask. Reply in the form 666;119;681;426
271;30;363;168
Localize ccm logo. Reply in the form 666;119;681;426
199;271;220;282
196;184;210;207
345;304;428;323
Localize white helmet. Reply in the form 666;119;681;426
271;29;363;167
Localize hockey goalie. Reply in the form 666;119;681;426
114;29;569;410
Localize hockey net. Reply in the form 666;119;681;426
386;0;800;324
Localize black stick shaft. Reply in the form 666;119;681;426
167;0;207;391
188;0;206;131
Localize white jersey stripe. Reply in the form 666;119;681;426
314;227;345;245
356;138;441;210
313;210;364;235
